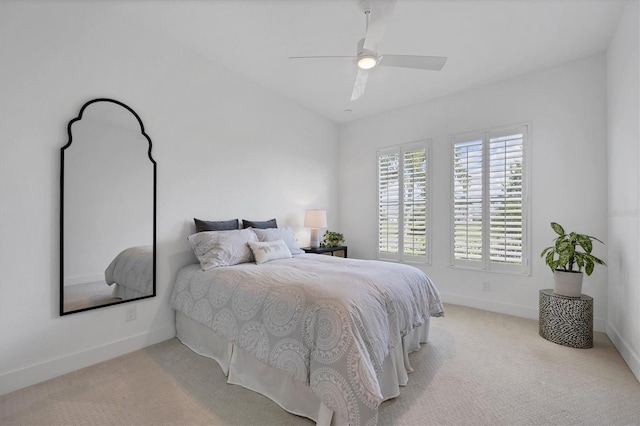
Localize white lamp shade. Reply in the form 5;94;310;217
305;209;327;249
304;209;327;228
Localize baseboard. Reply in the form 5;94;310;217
606;322;640;382
440;292;606;332
0;324;176;396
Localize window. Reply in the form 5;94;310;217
377;141;430;263
451;124;529;274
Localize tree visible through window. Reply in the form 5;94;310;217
451;125;529;274
378;142;429;262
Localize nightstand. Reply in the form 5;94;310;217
302;246;347;258
539;289;593;348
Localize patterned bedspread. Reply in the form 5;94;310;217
170;254;443;425
104;245;153;294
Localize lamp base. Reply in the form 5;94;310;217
310;228;321;249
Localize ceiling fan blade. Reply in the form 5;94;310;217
362;0;397;53
379;55;447;71
289;55;355;60
350;68;369;101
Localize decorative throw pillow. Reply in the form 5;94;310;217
248;239;293;264
194;218;239;233
188;229;258;270
242;218;277;229
251;227;304;255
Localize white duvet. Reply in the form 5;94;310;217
104;245;153;295
170;254;443;425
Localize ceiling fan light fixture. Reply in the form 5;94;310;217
357;55;377;70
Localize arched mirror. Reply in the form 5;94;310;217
60;98;156;315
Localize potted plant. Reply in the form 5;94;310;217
321;230;345;248
540;222;606;297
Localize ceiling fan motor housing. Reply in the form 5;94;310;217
356;38;379;69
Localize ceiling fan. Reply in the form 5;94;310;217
289;0;447;101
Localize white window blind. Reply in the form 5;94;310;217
451;125;529;274
378;142;429;262
378;152;400;255
452;139;483;262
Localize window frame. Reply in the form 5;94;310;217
449;124;531;275
376;140;432;265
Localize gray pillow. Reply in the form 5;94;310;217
242;218;277;229
188;229;258;270
194;218;239;233
251;227;304;255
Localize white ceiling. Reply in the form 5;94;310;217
117;0;626;123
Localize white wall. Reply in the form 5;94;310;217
606;0;640;381
339;55;609;329
0;1;338;394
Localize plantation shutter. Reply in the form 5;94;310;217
378;142;429;262
452;138;483;263
451;125;528;274
488;131;524;266
403;148;427;257
378;151;400;255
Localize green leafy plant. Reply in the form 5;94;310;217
322;230;345;248
540;222;606;275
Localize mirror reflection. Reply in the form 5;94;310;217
61;99;156;315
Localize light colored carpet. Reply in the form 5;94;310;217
2;304;639;425
63;281;121;312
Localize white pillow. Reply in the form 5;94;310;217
248;239;293;264
251;227;304;255
188;229;258;270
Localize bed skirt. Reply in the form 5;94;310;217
176;311;430;425
111;284;148;300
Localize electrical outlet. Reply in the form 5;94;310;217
125;305;136;322
482;281;491;291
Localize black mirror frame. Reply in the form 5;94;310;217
60;98;157;316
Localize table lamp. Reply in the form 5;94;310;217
304;209;327;249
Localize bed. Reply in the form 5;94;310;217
170;227;443;425
104;245;153;299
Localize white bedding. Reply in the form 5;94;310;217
104;245;153;296
176;311;430;425
170;254;443;425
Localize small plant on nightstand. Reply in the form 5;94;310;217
321;231;345;248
